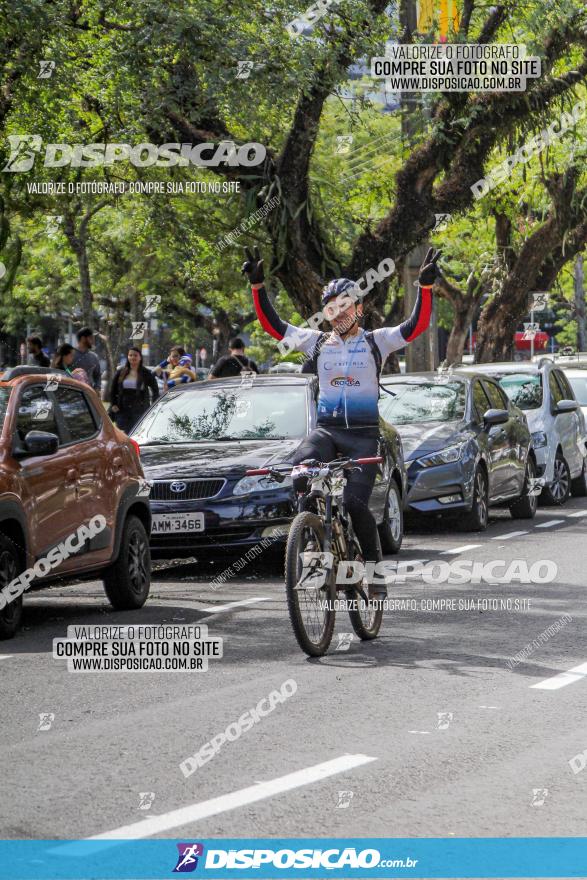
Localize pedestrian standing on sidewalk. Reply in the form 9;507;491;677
27;336;50;368
109;347;159;433
73;327;102;395
208;337;259;379
53;343;91;384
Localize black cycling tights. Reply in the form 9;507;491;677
291;426;382;564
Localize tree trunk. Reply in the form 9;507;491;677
76;239;93;326
445;300;477;365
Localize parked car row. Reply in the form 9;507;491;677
1;356;585;640
131;358;587;555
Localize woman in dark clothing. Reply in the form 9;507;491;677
109;347;159;433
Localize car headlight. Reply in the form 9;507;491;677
531;431;548;449
416;444;464;468
233;474;293;496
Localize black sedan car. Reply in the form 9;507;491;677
131;375;407;556
378;371;537;530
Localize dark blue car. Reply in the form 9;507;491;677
378;371;537;530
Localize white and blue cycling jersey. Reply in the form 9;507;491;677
251;282;432;429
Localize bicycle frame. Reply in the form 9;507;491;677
246;455;382;577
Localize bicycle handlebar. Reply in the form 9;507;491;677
245;455;382;477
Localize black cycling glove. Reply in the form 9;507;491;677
242;246;265;285
418;248;442;286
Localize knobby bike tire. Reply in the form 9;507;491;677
284;512;336;656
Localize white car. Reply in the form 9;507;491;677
454;360;587;504
553;364;587;426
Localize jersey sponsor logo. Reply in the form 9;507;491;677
323;360;368;370
331;376;360;387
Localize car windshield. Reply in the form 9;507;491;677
498;373;542;410
133;385;308;442
379;381;466;424
568;375;587;406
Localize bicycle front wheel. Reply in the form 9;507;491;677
285;512;336;656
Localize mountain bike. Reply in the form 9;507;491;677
246;456;384;656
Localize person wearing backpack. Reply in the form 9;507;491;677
241;245;441;599
209;337;259;379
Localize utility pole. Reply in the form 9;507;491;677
400;0;438;372
574;254;586;352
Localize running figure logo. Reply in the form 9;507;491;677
336;790;354;808
530;788;549;807
137;791;155;810
173;843;204;872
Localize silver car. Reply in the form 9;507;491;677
455;360;587;504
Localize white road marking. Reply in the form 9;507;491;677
531;662;587;691
52;755;376;849
441;544;481;555
151;597;271;615
567;511;587;518
0;654;13;661
409;730;431;735
492;531;528;541
479;705;499;709
202;598;271;614
536;519;564;528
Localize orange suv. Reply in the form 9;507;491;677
0;367;152;639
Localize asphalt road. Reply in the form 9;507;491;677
2;500;587;842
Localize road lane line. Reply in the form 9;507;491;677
0;654;13;661
531;662;587;690
51;754;376;850
491;531;529;541
567;511;587;518
151;597;271;615
441;544;481;555
203;598;271;614
535;519;564;528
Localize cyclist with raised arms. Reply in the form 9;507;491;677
242;246;441;599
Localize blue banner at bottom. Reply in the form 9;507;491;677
0;838;585;880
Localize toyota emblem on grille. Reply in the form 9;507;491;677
170;481;187;493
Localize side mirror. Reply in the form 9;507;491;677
554;399;578;414
483;408;509;427
23;430;59;456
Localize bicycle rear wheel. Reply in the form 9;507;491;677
346;592;383;640
345;541;383;640
285;512;336;656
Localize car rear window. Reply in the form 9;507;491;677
54;386;97;442
498;373;542;410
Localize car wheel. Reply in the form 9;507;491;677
542;452;571;505
0;534;23;640
464;466;488;531
510;457;538;519
103;515;151;610
571;459;587;498
378;479;403;555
